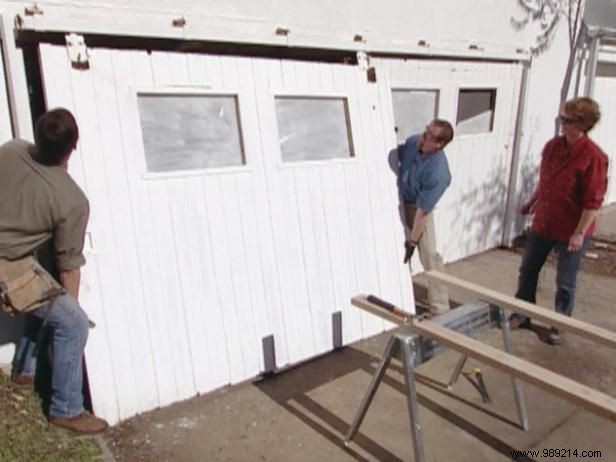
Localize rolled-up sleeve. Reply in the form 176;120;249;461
54;200;89;270
582;153;608;209
416;174;449;212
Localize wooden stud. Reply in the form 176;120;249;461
424;271;616;350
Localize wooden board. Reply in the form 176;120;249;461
351;295;408;326
411;319;616;423
425;270;616;350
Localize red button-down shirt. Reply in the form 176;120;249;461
532;135;608;241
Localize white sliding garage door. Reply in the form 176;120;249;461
38;43;413;424
374;58;524;263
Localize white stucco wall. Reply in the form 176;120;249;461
3;0;543;59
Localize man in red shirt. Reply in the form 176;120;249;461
510;97;608;345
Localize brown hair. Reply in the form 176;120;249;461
562;97;601;133
433;119;454;145
34;108;79;165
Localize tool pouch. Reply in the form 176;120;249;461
0;256;65;315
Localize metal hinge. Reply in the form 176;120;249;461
65;33;90;70
24;4;43;16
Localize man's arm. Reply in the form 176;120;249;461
567;208;599;252
60;267;81;300
409;207;429;243
520;187;539;215
568;151;608;251
403;207;429;264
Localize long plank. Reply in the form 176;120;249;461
351;295;408;326
425;270;616;349
411;319;616;423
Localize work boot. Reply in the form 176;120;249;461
10;373;34;388
508;315;531;330
50;412;109;434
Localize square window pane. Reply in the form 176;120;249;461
456;89;496;135
275;97;354;162
391;90;439;144
138;94;245;173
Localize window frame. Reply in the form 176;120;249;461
454;85;500;138
390;87;441;143
271;90;359;168
133;87;252;180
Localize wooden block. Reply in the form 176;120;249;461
424;270;616;350
584;252;599;259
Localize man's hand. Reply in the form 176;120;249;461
520;201;535;215
59;268;81;300
567;233;584;252
403;240;417;264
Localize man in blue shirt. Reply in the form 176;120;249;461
398;119;454;314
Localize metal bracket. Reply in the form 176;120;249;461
65;33;89;70
24;4;44;16
356;51;369;70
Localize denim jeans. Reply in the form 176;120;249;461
11;315;41;376
12;294;89;418
513;232;590;324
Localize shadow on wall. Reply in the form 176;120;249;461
388;148;508;261
386;145;536;259
512;159;539;236
511;131;542;237
448;155;540;257
447;169;508;258
383;134;548;263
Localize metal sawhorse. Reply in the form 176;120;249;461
344;299;528;462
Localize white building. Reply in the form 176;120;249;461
0;0;614;424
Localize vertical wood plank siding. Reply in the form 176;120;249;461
39;44;524;423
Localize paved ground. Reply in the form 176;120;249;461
105;207;616;462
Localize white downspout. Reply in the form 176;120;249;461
0;12;33;140
501;60;531;247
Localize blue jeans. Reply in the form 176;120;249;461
513;232;590;324
12;315;41;376
11;294;89;418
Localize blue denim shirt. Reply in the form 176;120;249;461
398;135;451;212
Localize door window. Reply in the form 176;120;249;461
456;89;497;135
391;89;439;144
274;96;354;162
137;93;245;173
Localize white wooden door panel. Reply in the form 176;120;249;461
88;49;160;417
39;45;121;423
249;58;291;367
39;44;414;423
